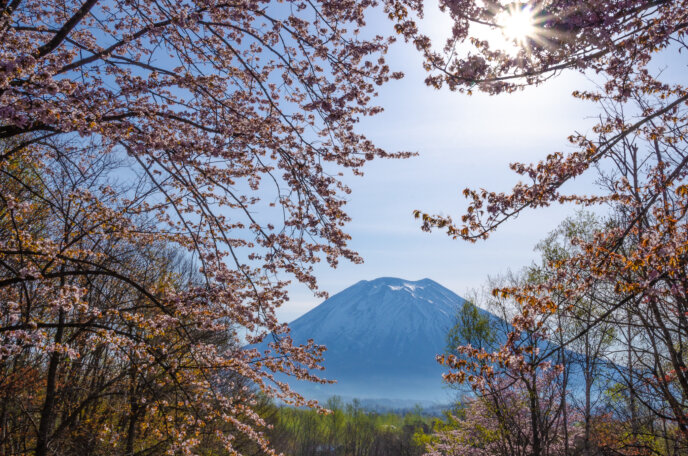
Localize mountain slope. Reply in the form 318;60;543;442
272;277;496;403
253;277;609;406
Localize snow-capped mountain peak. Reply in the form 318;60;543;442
272;277;479;402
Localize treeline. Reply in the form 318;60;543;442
263;398;433;456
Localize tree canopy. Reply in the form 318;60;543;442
422;1;688;452
0;0;424;453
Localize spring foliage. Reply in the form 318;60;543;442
413;1;688;452
0;0;424;454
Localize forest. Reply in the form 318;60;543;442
1;0;688;455
264;398;431;456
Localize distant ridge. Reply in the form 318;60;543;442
259;277;501;403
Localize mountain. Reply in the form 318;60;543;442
265;277;499;404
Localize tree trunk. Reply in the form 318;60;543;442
36;308;65;456
529;379;541;456
125;365;139;456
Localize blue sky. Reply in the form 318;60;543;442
279;3;604;322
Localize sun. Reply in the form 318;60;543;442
497;5;536;46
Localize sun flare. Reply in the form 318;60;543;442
497;5;536;45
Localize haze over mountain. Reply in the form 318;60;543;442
271;277;501;404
